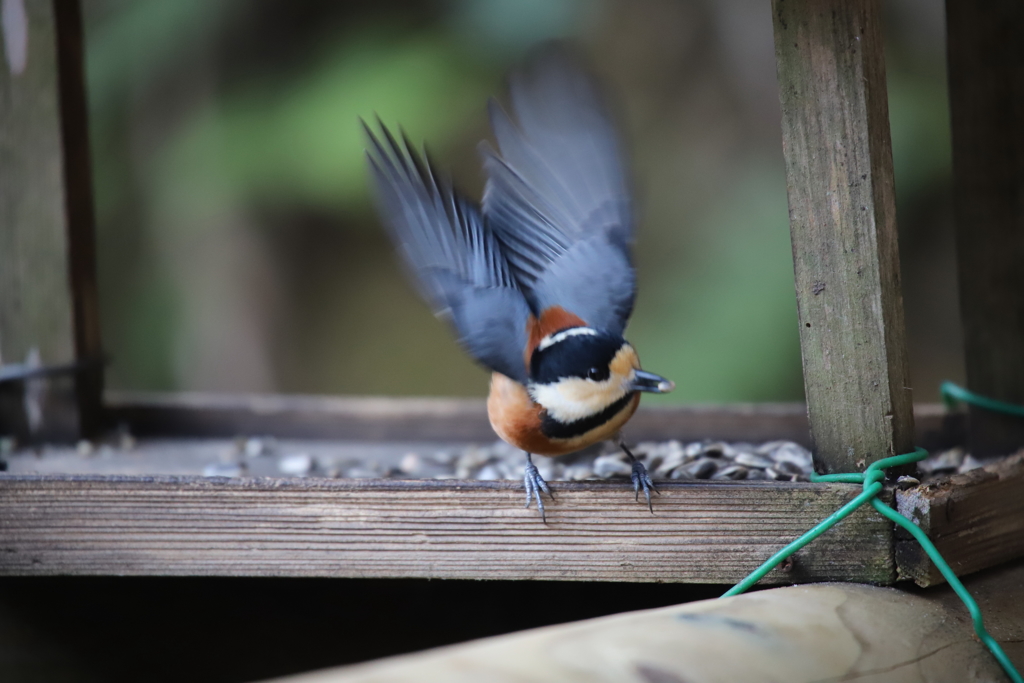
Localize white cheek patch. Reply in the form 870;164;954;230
531;377;630;423
537;327;598;351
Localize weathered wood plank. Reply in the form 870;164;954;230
104;392;965;451
772;0;915;473
896;452;1024;587
0;0;102;441
0;475;894;583
946;0;1024;457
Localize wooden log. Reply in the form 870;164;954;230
266;562;1024;683
772;0;915;473
946;0;1024;457
103;391;965;451
0;475;894;584
0;0;102;442
896;451;1024;587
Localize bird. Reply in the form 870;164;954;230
363;48;674;520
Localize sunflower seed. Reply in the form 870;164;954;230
203;462;243;477
896;475;920;489
564;464;595;481
594;454;632;478
771;443;813;470
701;442;729;458
279;453;313;476
476;464;502;481
776;460;805;476
958;454;983;473
713;465;748;480
684;458;719;479
734;453;774;470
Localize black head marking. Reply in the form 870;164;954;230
530;329;626;384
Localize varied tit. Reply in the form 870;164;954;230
364;48;674;520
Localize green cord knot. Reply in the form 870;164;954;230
721;446;1022;683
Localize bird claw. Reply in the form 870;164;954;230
631;459;658;514
524;456;553;522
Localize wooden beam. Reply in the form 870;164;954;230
105;391;815;444
267;562;1024;683
103;392;965;451
896;452;1024;587
772;0;915;474
0;475;894;584
0;0;102;442
946;0;1024;457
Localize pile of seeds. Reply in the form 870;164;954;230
304;441;985;484
2;433;994;484
379;439;815;483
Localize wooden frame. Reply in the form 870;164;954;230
773;0;914;474
0;0;102;442
897;453;1024;587
946;0;1024;457
102;391;965;448
2;0;1024;588
0;475;894;583
0;397;972;584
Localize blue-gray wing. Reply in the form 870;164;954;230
365;122;532;384
480;49;635;335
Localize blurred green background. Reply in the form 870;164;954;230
83;0;963;403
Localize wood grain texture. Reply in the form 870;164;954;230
896;452;1024;587
772;0;915;473
104;391;966;452
947;0;1024;457
0;0;101;440
0;475;894;583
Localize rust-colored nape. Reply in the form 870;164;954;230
524;306;589;365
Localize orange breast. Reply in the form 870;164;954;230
487;372;641;457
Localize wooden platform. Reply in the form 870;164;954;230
2;397;1006;584
0;474;892;584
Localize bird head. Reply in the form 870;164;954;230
527;327;674;424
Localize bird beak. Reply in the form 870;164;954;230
631;370;675;394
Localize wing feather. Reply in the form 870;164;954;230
365;121;532;383
481;48;635;335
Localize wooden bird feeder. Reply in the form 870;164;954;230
1;0;1023;592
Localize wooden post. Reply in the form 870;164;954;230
946;0;1024;457
772;0;915;474
0;0;102;441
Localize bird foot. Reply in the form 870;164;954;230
631;458;658;514
524;456;553;522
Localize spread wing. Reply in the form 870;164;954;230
480;49;635;336
365;121;532;384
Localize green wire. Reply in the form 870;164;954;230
941;381;1024;417
870;499;1022;682
720;446;1023;683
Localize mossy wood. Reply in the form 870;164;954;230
0;0;101;440
896;453;1024;587
946;0;1024;458
771;0;914;473
0;474;893;584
